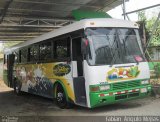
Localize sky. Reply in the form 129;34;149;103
107;0;160;21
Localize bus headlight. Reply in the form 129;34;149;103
141;80;149;85
99;85;110;91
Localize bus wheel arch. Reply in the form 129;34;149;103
53;81;72;109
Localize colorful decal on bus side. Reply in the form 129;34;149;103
53;63;71;76
15;63;75;101
15;66;53;96
107;66;140;81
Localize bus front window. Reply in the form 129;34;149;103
85;28;145;66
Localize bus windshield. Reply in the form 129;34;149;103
85;28;145;66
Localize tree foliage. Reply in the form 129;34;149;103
0;42;21;53
138;11;160;46
146;16;160;46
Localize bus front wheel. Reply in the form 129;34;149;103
55;84;69;109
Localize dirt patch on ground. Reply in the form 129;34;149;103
0;79;12;92
0;79;5;87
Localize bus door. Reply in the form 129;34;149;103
7;54;15;87
72;37;87;106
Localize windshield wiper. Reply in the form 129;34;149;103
109;32;120;67
110;31;122;67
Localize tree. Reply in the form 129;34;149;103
138;11;160;46
146;16;160;46
138;11;147;21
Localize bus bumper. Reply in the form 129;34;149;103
89;85;152;108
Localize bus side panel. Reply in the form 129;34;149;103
14;62;75;101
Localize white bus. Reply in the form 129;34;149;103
3;18;151;108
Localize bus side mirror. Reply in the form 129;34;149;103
81;38;89;55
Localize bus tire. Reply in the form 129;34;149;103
55;84;70;109
14;79;21;95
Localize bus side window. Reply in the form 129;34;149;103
28;48;31;62
19;50;21;63
54;38;70;60
30;45;39;62
20;48;28;63
40;41;52;61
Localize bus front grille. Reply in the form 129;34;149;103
115;94;127;100
115;92;139;100
112;80;140;90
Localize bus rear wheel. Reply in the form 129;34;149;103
14;80;21;95
55;84;68;109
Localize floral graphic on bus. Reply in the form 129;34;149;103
53;63;71;76
27;66;53;96
15;65;53;96
107;66;140;81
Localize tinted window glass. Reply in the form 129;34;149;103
54;38;70;59
20;48;27;63
40;42;52;61
30;45;39;62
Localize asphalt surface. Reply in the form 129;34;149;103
1;62;160;122
0;79;160;117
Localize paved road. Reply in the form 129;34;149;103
0;79;160;117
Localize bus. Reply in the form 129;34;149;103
3;18;152;108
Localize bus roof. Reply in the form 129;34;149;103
4;18;139;53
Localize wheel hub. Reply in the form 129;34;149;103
16;86;19;93
57;92;63;102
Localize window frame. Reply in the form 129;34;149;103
53;36;71;61
39;40;52;62
15;29;84;64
